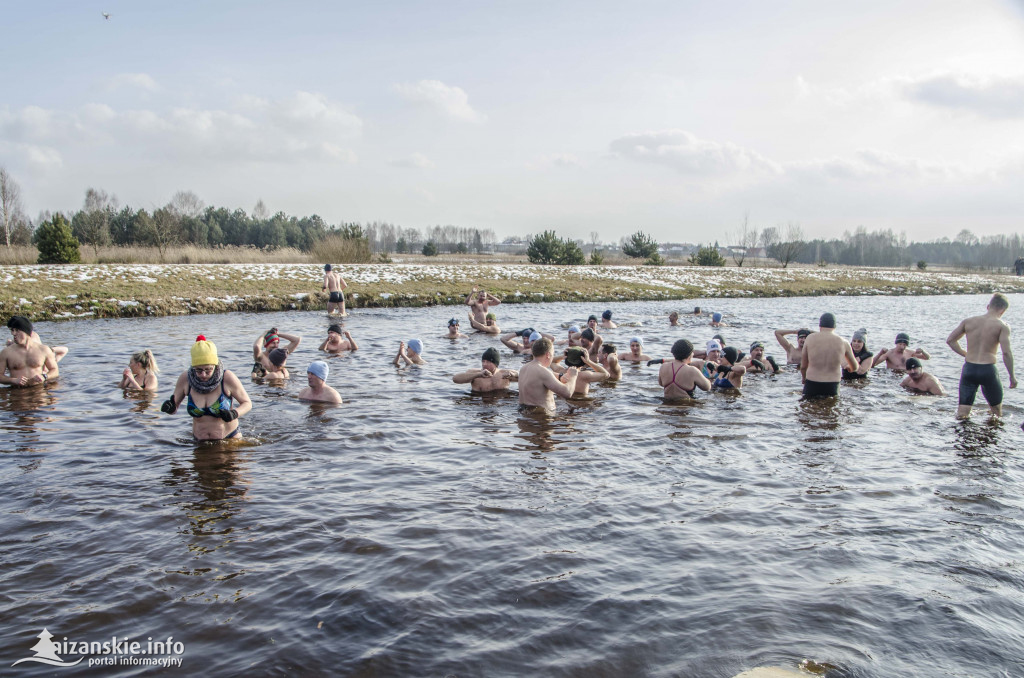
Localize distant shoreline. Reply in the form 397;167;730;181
2;263;1022;322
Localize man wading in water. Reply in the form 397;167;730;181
946;292;1017;419
800;313;858;398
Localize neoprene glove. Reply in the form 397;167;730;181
751;359;766;372
219;408;239;422
716;364;731;374
766;356;779;371
160;397;177;414
647;359;664;366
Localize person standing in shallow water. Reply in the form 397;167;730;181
946;292;1016;419
800;313;858;398
162;335;252;440
1;316;60;387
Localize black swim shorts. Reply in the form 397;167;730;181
329;291;344;303
802;379;839;398
958;362;1002;407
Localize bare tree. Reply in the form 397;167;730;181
73;188;119;256
252;199;269;222
170;190;205;219
0;167;26;247
760;226;780;265
772;222;806;269
730;211;759;267
144;207;182;260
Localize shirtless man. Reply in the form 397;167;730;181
618;336;651;364
253;328;300;378
394;339;426;366
466;287;501;324
600;310;617;329
319;324;358;353
775;327;812;365
551;346;609;396
946;293;1017;418
598;344;622;380
322;264;348;316
501;329;554;355
557;325;583;347
517;338;578;410
668;311;680;326
578;328;604;360
444;318;468;339
800;313;858;398
658;339;711;399
453;347;519;392
873;333;930;370
711;347;748;390
740;341;780;374
298;361;342;403
1;316;59;387
711;312;725;328
900;358;945;396
469;312;501;335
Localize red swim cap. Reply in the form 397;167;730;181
196;335;206;342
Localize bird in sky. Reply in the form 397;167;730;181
102;12;111;20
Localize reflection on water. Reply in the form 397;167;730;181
1;294;1022;677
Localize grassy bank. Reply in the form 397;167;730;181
2;262;1022;322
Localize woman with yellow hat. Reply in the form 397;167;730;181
161;335;252;440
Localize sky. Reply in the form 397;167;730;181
3;0;1024;245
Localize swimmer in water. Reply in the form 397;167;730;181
710;312;725;327
600;310;617;329
161;335;251;441
598;344;622;380
298;360;342;403
711;346;747;390
842;328;873;380
698;339;723;378
394;339;426;366
557;325;583;347
775;327;812;365
872;332;930;370
443;318;468;340
618;336;651;364
502;329;553;355
657;339;711;399
120;349;159;391
578;328;604;361
551;346;610;396
1;316;60;387
800;313;858;399
253;327;300;378
900;357;945;395
319;324;358;353
466;287;501;324
668;311;680;326
469;311;501;335
452;347;519;393
740;341;779;374
517;338;578;410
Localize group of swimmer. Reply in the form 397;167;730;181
0;287;1016;441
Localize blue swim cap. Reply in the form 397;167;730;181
569;325;580;334
529;331;542;343
712;312;723;322
408;339;423;354
307;360;329;381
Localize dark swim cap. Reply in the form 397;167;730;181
905;357;922;370
580;328;596;342
6;315;32;334
588;315;598;322
269;348;288;367
328;324;343;335
671;339;694;361
797;328;812;339
722;346;739;364
602;310;612;320
519;327;535;338
895;332;910;345
819;313;836;329
565;347;586;367
482;347;500;366
324;264;332;271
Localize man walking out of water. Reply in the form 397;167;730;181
946;293;1016;419
800;313;858;398
518;338;578;410
322;264;348;316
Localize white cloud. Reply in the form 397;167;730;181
414;186;436;203
0;92;362;166
393;79;486;123
900;72;1024;118
609;130;782;176
787;149;961;182
104;73;159;92
390;152;434;169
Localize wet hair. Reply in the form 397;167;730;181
580;328;596;342
482;347;500;367
601;343;616;354
990;293;1009;310
131;349;159;373
671;339;694;361
669;311;679;320
531;337;553;357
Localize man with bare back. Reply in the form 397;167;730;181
518;338;578;410
322;264;348;315
946;293;1016;419
800;313;857;398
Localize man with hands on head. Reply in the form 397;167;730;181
453;347;519;392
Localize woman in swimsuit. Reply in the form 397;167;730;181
252;327;300;378
842;328;873;380
658;339;711;399
120;349;159;391
162;335;252;440
711;346;747;390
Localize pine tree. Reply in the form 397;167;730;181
34;213;81;264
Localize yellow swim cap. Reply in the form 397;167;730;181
191;335;218;366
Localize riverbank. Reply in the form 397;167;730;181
2;262;1022;321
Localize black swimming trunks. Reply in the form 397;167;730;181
802;379;839;398
329;291;344;303
958;362;1002;407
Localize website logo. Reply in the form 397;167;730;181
12;629;83;667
